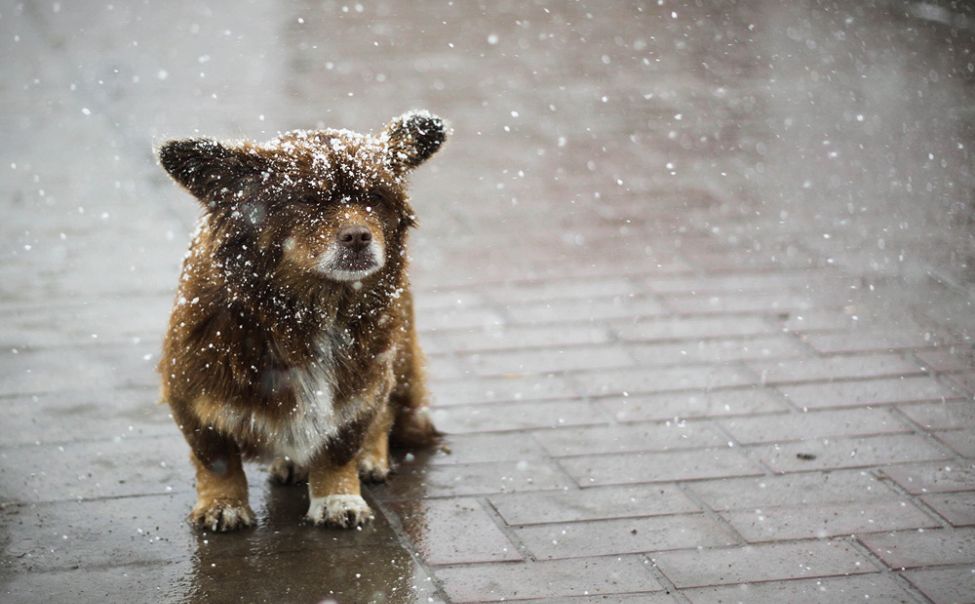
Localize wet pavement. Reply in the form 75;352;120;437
2;0;975;602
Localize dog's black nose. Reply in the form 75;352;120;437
337;225;372;249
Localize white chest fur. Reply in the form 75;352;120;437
273;329;353;465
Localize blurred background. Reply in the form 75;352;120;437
2;1;974;603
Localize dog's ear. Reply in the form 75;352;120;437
158;138;265;207
382;111;447;175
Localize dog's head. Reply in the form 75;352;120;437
158;111;446;284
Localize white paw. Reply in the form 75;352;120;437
305;494;374;528
190;499;256;532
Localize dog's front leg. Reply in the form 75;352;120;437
306;452;374;528
305;414;375;528
189;442;255;532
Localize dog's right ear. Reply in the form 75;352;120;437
158;139;264;206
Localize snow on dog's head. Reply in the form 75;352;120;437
157;111;447;287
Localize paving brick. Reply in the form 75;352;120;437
515;513;738;560
899;401;975;430
645;270;840;295
946;372;975;396
561;448;762;487
780;310;860;333
374;459;575;500
388;498;521;565
937;429;975;458
915;348;975;373
532;421;726;456
777;376;959;410
420;432;549;465
614;316;776;342
723;499;937;542
428;323;613;353
861;528;975;568
749;353;923;385
0;436;187;504
573;366;755;397
662;291;814;315
460;344;634;376
688;470;898;511
751;434;952;473
505;296;666;324
434;556;661;602
922;492;975;527
626;335;808;366
490;484;699;525
903;566;975;604
601;388;789;422
803;330;946;354
652;540;873;588
719;408;910;444
415;305;505;332
431;400;607;434
0;344;158;396
682;573;917;604
429;374;577;406
485;277;638;304
882;462;975;495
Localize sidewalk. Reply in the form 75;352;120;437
2;1;974;602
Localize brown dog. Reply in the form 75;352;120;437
156;111;445;531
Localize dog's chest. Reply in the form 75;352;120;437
272;328;353;464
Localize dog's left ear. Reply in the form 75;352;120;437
382;111;447;176
158;138;266;208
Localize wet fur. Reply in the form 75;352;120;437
157;112;445;530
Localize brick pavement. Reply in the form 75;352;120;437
2;1;975;603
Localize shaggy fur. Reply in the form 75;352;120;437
157;111;445;531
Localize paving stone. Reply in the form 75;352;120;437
561;448;763;487
777;376;960;410
613;316;776;342
682;573;917;604
601;388;789;422
419;432;549;465
532;421;726;456
485;277;638;304
0;387;169;447
434;556;661;602
903;566;975;604
460;344;634;376
388;498;521;565
626;335;808;367
719;408;910;444
915;349;975;373
515;514;738;560
722;499;937;541
652;540;873;588
374;459;576;500
431;400;608;434
861;528;975;568
646;270;840;296
490;484;699;525
428;323;613;353
429;374;578;406
661;291;814;315
803;330;947;354
751;434;952;473
573;366;756;397
750;354;928;385
922;492;975;526
937;429;975;458
505;296;667;324
688;470;898;511
780;310;861;333
899;401;975;430
415;305;506;332
882;462;975;495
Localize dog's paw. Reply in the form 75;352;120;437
190;499;255;532
269;457;308;485
358;455;391;483
306;494;374;528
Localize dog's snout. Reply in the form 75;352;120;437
337;225;372;249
